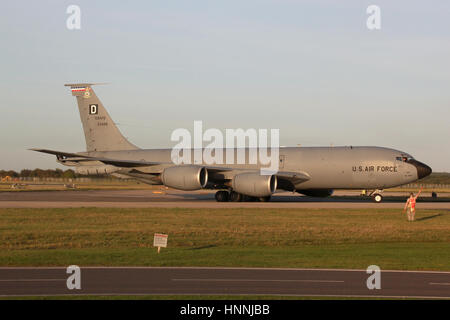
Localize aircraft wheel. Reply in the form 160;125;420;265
229;191;243;202
215;191;229;202
258;196;271;202
372;194;383;203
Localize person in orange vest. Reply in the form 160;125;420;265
403;187;423;221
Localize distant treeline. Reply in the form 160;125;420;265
417;172;450;184
0;169;106;179
1;169;450;184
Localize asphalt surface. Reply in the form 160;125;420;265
0;190;449;208
0;267;449;298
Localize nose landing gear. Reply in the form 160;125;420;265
363;189;384;203
372;193;383;203
361;189;384;202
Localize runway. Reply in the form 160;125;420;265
0;189;449;208
0;267;449;298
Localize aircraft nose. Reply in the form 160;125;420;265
408;159;432;179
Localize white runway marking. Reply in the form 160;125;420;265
172;278;344;283
0;279;66;282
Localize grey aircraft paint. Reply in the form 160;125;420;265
65;83;139;152
32;84;432;201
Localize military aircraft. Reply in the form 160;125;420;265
32;83;432;202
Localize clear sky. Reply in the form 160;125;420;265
0;1;449;171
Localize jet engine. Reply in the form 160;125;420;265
161;165;208;191
232;172;277;197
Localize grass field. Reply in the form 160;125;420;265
0;208;449;270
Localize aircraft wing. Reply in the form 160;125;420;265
276;171;310;184
30;149;165;167
275;171;310;190
202;168;310;190
203;168;309;180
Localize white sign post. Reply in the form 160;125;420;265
153;233;168;254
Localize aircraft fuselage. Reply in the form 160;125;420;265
79;146;431;191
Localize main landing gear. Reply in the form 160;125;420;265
215;190;271;202
215;190;230;202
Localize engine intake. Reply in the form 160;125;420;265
232;172;277;197
161;165;208;191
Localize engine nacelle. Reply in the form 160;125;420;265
75;165;119;175
232;172;277;197
161;165;208;191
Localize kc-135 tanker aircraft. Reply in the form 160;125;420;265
32;83;432;203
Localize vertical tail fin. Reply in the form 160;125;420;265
65;83;139;152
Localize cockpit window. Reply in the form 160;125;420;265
396;156;412;162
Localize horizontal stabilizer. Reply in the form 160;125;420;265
30;148;165;167
30;148;83;158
